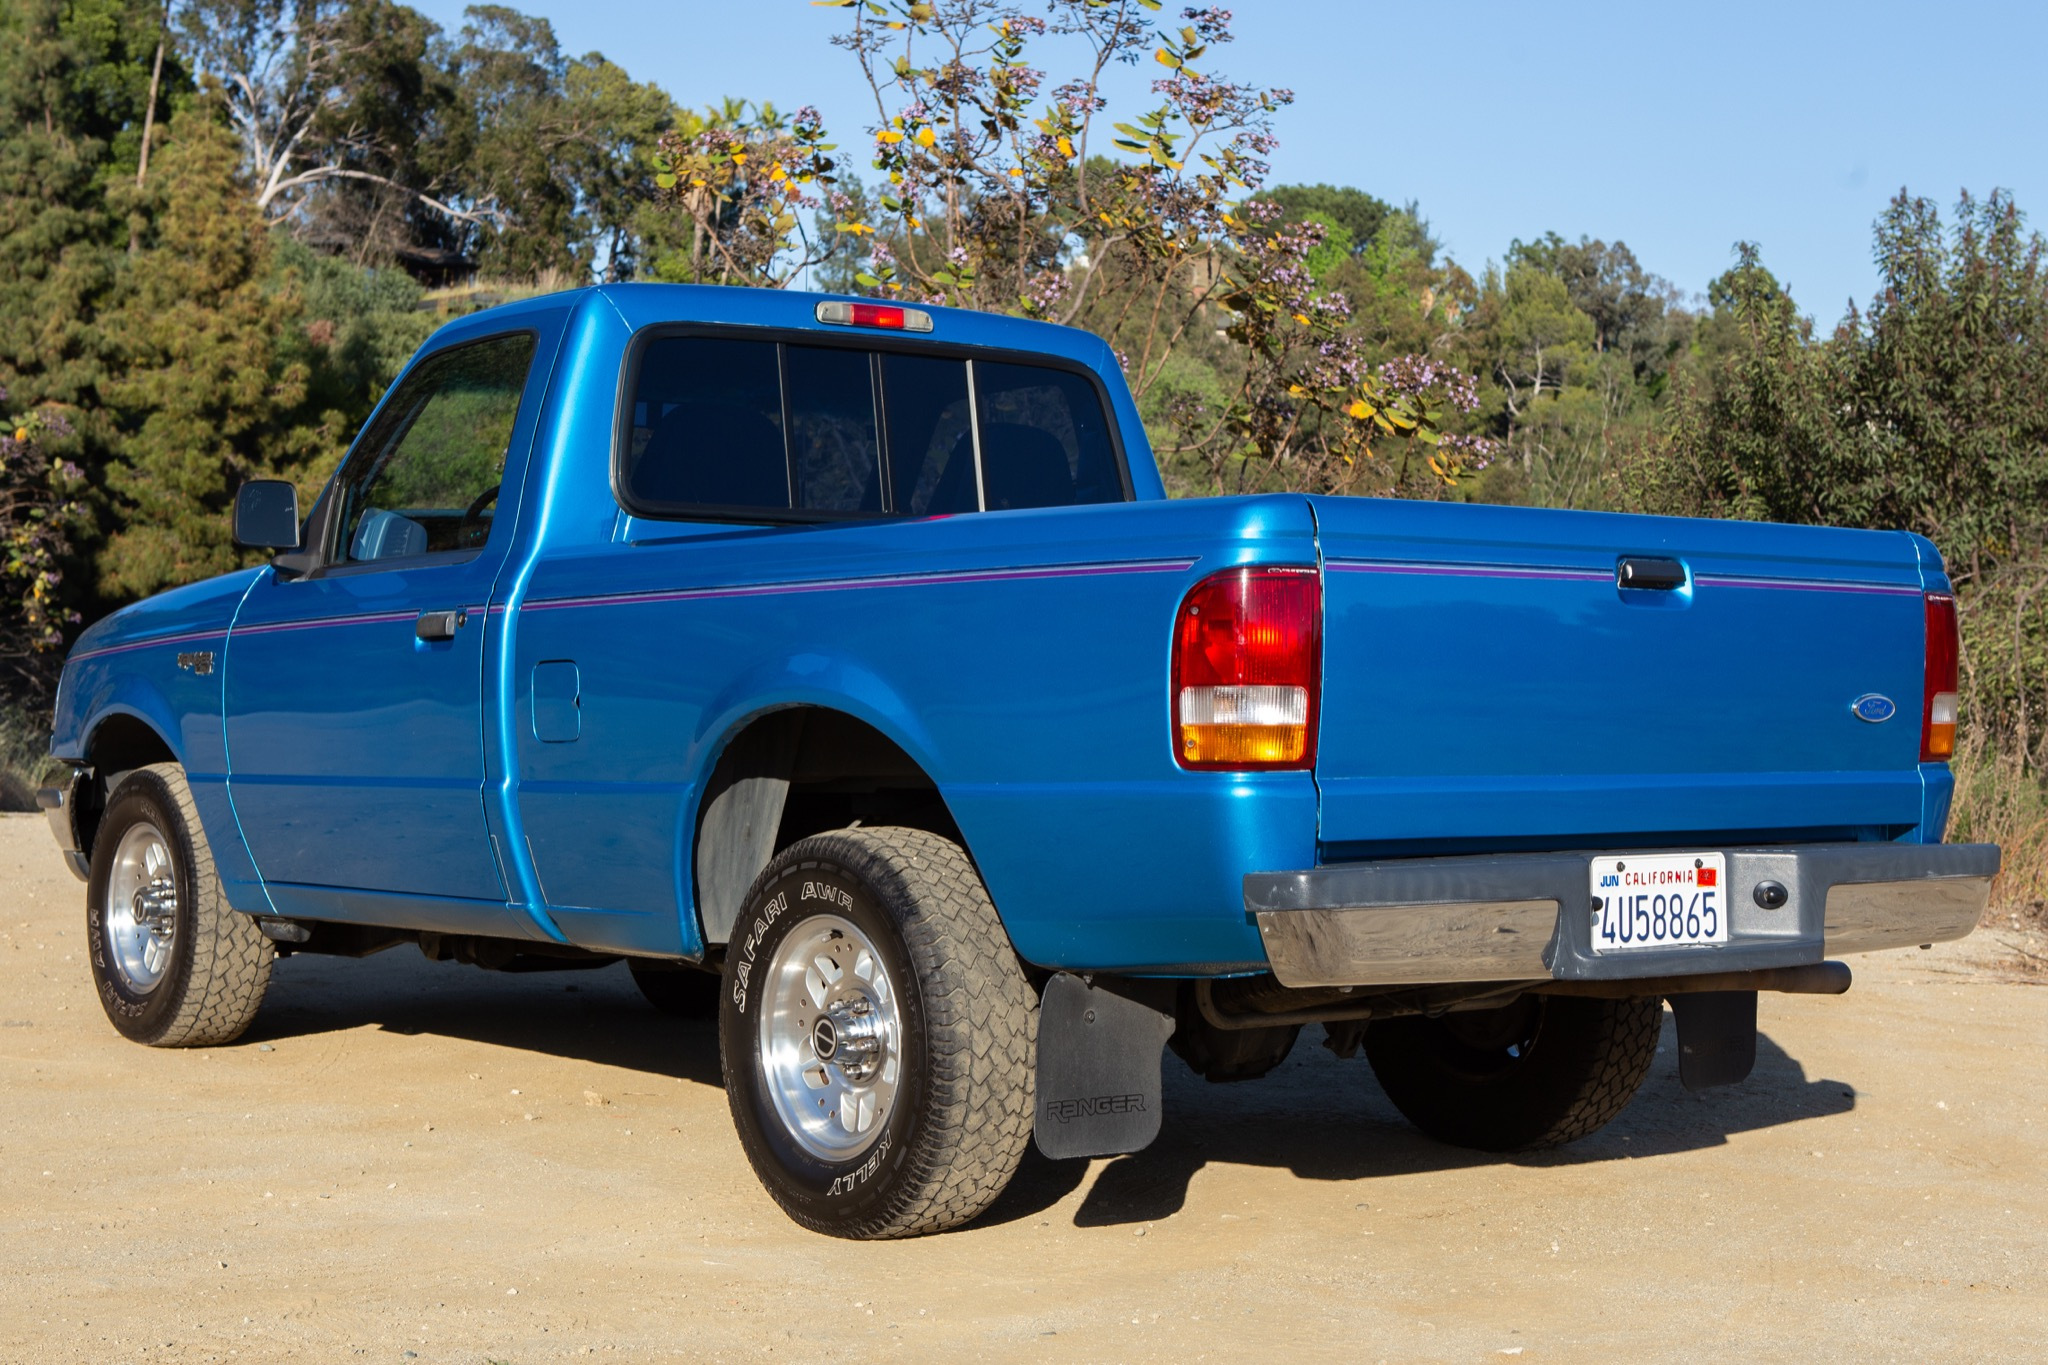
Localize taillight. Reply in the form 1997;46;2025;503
814;300;934;332
1172;566;1320;770
1921;591;1958;761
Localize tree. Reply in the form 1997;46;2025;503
1508;231;1675;364
1631;195;2048;765
1260;182;1392;255
178;0;501;243
440;6;677;280
99;107;318;597
1474;262;1595;449
651;98;840;286
808;0;1491;496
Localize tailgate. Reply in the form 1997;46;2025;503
1311;498;1933;853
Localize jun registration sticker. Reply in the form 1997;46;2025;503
1590;852;1728;952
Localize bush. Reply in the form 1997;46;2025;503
1948;731;2048;930
0;698;54;812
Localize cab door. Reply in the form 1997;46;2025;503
223;327;552;928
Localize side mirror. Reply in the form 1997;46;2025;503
233;479;301;551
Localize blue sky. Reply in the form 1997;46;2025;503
411;0;2046;320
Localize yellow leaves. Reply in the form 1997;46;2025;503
835;222;875;236
878;129;905;144
768;163;787;182
915;126;937;148
1287;384;1304;396
1346;399;1376;421
11;428;24;442
1007;167;1024;177
729;151;746;164
1292;312;1310;325
689;178;707;189
1056;135;1074;158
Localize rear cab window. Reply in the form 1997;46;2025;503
618;330;1127;522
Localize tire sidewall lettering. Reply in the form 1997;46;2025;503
720;857;923;1223
86;775;196;1037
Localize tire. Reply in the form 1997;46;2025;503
1363;993;1661;1152
628;957;720;1018
719;827;1036;1239
86;763;273;1047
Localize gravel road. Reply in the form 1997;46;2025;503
2;813;2042;1363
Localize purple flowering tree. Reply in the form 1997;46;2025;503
806;0;1492;496
651;101;845;285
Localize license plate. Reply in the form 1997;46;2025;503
1590;852;1728;952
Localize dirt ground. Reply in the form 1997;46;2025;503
2;813;2044;1364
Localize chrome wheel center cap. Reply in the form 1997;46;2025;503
131;881;176;941
820;997;885;1082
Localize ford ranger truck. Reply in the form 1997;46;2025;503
40;285;1999;1239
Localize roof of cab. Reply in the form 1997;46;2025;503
420;281;1120;374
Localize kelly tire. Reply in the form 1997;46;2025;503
1363;993;1661;1152
719;827;1036;1239
86;763;273;1047
628;957;720;1018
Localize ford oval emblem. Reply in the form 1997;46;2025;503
1851;693;1897;724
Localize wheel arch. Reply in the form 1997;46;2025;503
74;709;182;862
691;703;969;947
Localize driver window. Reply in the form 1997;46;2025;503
334;332;537;564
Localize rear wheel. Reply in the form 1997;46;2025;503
1363;994;1661;1151
86;764;273;1047
719;827;1036;1239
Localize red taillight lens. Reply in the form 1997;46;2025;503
1922;591;1959;761
1172;566;1320;770
814;300;934;332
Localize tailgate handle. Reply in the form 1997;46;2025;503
1617;557;1686;591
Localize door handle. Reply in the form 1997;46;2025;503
415;609;468;641
1616;557;1686;591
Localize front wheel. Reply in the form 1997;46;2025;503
719;827;1036;1239
1363;994;1661;1151
86;764;273;1047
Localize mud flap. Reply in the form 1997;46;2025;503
1667;990;1758;1090
1033;973;1176;1160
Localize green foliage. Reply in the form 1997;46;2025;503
0;404;84;701
1260;183;1394;254
1299;212;1353;285
98;108;316;597
275;235;434;438
1632;192;2048;782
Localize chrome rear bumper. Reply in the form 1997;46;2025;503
1245;842;1999;988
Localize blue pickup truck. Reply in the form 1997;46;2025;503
41;285;1998;1238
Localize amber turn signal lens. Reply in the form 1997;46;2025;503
1178;683;1310;764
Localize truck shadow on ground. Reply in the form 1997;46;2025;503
994;1017;1857;1230
250;950;731;1089
249;951;1856;1232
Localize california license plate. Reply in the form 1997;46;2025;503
1590;852;1728;952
